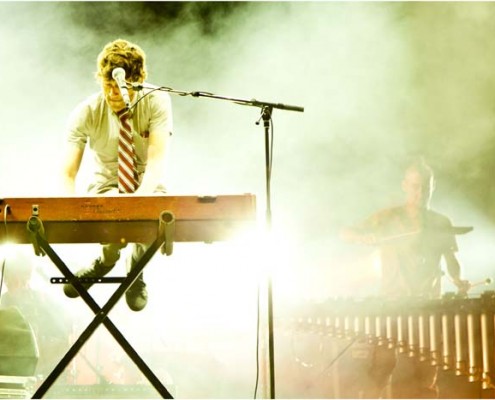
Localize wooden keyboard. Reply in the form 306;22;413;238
0;195;256;244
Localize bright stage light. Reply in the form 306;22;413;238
0;242;16;260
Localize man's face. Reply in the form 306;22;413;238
101;79;136;113
402;169;434;209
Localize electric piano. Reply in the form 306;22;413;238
0;194;257;399
0;194;257;244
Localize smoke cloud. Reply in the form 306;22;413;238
1;2;495;397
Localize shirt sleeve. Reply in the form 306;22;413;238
66;101;92;149
149;90;173;136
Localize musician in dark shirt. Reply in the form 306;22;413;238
341;158;470;398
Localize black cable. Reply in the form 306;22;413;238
128;85;170;112
290;330;359;379
253;281;260;398
318;336;359;377
0;257;5;299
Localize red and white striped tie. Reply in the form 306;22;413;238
117;111;139;193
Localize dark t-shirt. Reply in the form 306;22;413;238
355;206;457;298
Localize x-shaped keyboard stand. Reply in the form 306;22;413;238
27;211;175;399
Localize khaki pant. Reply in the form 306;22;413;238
100;242;148;272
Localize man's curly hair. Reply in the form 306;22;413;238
96;39;147;83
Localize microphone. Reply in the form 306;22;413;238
111;67;131;108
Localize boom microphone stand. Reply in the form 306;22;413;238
132;83;304;399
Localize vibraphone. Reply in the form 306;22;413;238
290;291;495;390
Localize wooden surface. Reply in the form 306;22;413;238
0;194;256;244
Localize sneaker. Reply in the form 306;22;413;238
63;258;115;298
125;273;148;311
